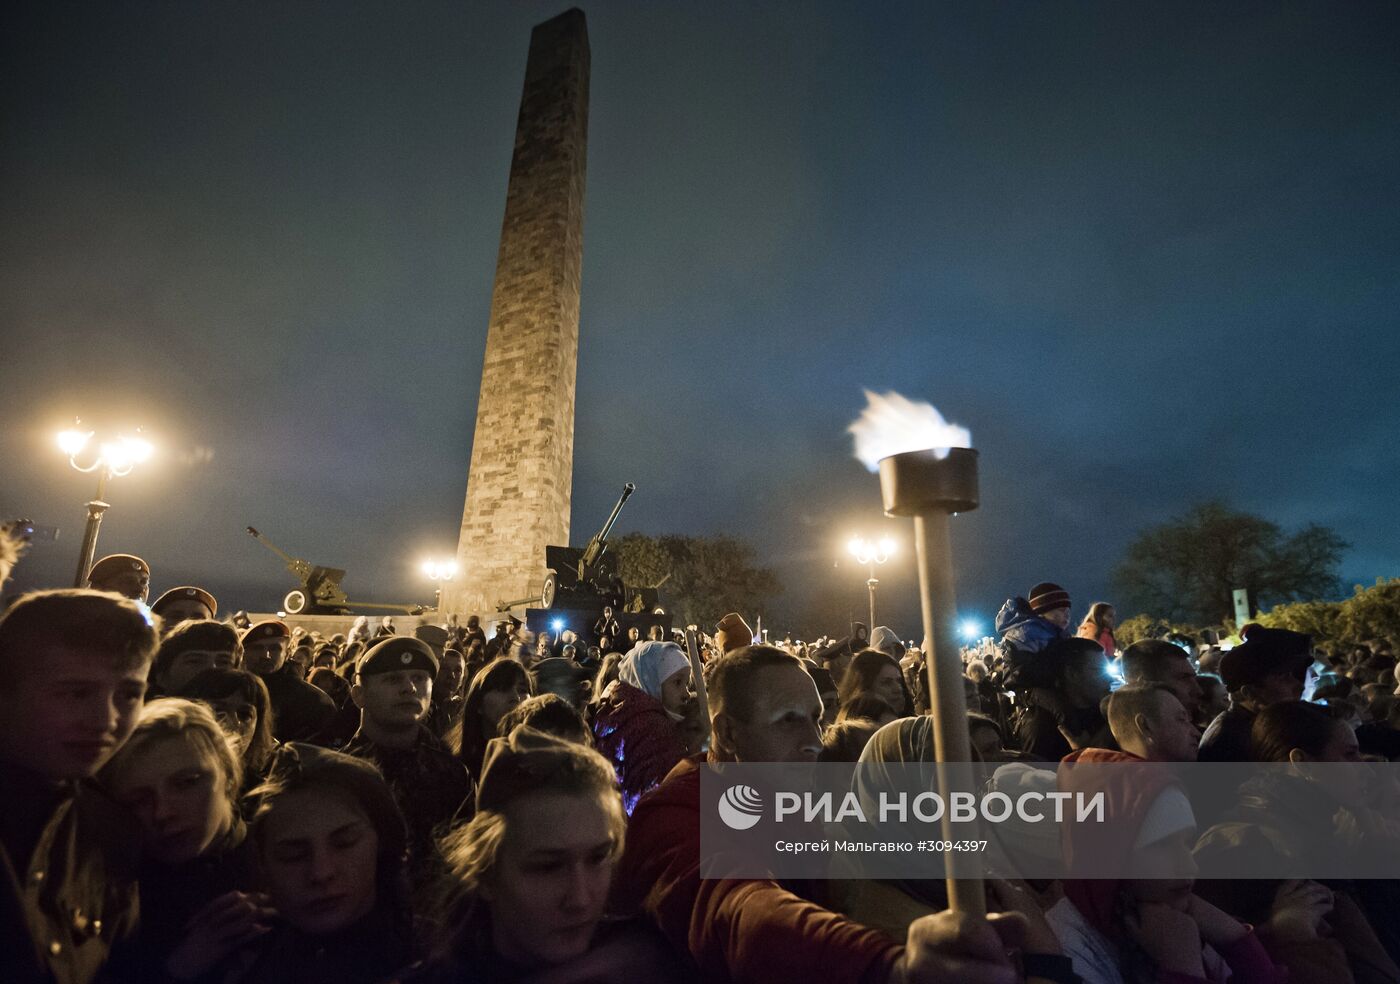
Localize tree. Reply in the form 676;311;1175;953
613;532;781;631
1113;502;1347;626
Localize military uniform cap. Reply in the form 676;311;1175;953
357;637;439;678
151;585;217;617
88;553;149;581
414;624;449;650
241;619;291;644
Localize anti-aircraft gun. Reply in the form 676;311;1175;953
497;483;669;642
246;527;424;616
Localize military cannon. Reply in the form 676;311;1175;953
495;484;669;642
246;527;425;616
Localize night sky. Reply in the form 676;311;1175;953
3;2;1397;637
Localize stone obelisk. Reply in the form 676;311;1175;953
445;9;588;616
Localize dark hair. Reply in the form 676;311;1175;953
709;645;805;721
178;668;277;781
154;619;241;680
0;589;159;676
837;693;896;724
497;693;589;745
837;649;913;715
1121;640;1190;685
250;744;410;937
458;659;534;782
309;667;352;707
1250;700;1343;763
820;717;880;762
1044;636;1108;686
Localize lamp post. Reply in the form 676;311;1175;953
422;559;457;610
58;424;154;587
846;534;895;628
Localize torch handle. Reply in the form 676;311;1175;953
684;628;710;734
913;513;985;918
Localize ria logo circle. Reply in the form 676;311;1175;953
718;784;764;830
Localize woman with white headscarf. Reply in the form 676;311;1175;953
591;641;693;814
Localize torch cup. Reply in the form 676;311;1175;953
877;447;984;916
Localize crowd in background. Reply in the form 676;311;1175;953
3;533;1400;984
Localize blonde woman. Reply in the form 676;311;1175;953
410;727;682;982
101;698;267;980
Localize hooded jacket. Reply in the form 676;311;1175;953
997;596;1069;690
591;679;688;815
611;756;902;984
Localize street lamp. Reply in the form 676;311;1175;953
846;534;895;629
57;422;154;587
422;559;457;610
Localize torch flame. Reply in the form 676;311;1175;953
848;390;972;472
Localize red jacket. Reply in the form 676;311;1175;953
612;756;902;984
592;680;688;815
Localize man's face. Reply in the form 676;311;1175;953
1145;692;1201;763
721;665;823;763
0;647;148;779
1042;606;1071;629
438;653;465;693
160;648;237;694
1145;654;1203;717
245;638;288;676
156;599;212;625
354;669;432;730
93;569;150;603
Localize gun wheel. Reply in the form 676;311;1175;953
283;589;309;615
541;572;558;610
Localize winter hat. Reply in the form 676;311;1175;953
714;613;754;654
1028;582;1071;615
618;641;691;701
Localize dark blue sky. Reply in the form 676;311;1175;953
3;2;1396;636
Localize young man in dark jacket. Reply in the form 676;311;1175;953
0;590;158;984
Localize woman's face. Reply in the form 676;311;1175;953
659;668;691;716
207;694;258;757
109;734;233;864
486;792;617;968
875;665;906;714
1103;607;1116;630
480;679;531;738
260;788;379;935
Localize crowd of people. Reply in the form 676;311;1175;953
3;536;1400;984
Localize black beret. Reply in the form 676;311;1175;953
356;637;439;678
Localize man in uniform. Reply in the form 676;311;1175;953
85;554;150;604
342;637;475;883
149;586;217;627
0;590;157;984
242;620;335;743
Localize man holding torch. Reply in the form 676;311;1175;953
615;644;1067;983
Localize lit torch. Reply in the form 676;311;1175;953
849;390;983;916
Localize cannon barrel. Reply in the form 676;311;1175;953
596;483;635;544
578;483;634;572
